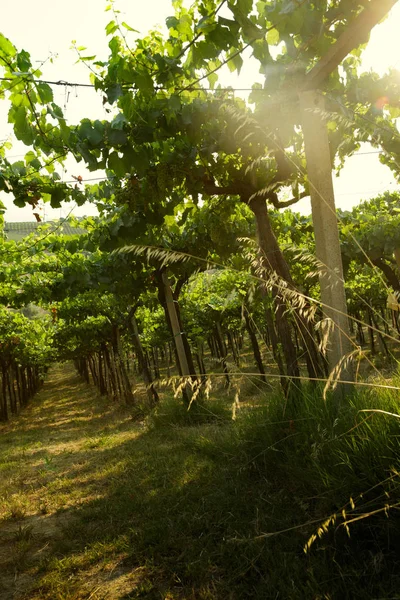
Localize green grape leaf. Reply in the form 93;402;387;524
16;50;31;72
111;113;127;130
12;107;34;145
50;187;65;208
267;28;280;45
105;20;118;36
108;152;126;177
0;33;16;57
79;120;104;147
108;128;128;146
36;83;53;104
121;22;139;33
106;84;123;104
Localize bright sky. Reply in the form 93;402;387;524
1;0;400;222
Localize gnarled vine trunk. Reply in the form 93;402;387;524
249;197;324;394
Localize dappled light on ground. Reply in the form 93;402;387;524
0;363;146;599
0;362;399;599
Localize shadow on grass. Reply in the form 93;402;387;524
0;363;399;600
0;365;135;444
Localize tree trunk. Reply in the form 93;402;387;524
8;367;17;415
82;359;90;383
371;313;390;356
20;368;28;406
249;197;325;388
196;343;207;383
103;345;117;398
249;199;300;395
128;311;159;406
112;327;135;405
15;366;22;409
151;347;160;379
174;293;198;378
165;343;171;378
372;257;400;291
97;350;107;396
380;306;390;335
367;309;376;354
227;330;240;367
214;322;230;387
355;312;365;346
244;311;267;383
0;364;8;422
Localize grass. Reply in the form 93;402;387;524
0;363;399;599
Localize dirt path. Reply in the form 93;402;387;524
0;363;143;599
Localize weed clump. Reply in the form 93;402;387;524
148;395;232;429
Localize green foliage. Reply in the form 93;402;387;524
54;292;121;360
181;268;250;344
1;0;399;224
340;191;400;265
136;304;170;350
0;305;54;371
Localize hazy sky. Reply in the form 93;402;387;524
1;0;400;222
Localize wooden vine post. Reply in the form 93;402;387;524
161;271;193;402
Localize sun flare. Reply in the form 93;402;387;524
361;3;400;74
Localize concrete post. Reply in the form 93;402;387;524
394;248;400;272
300;90;353;393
